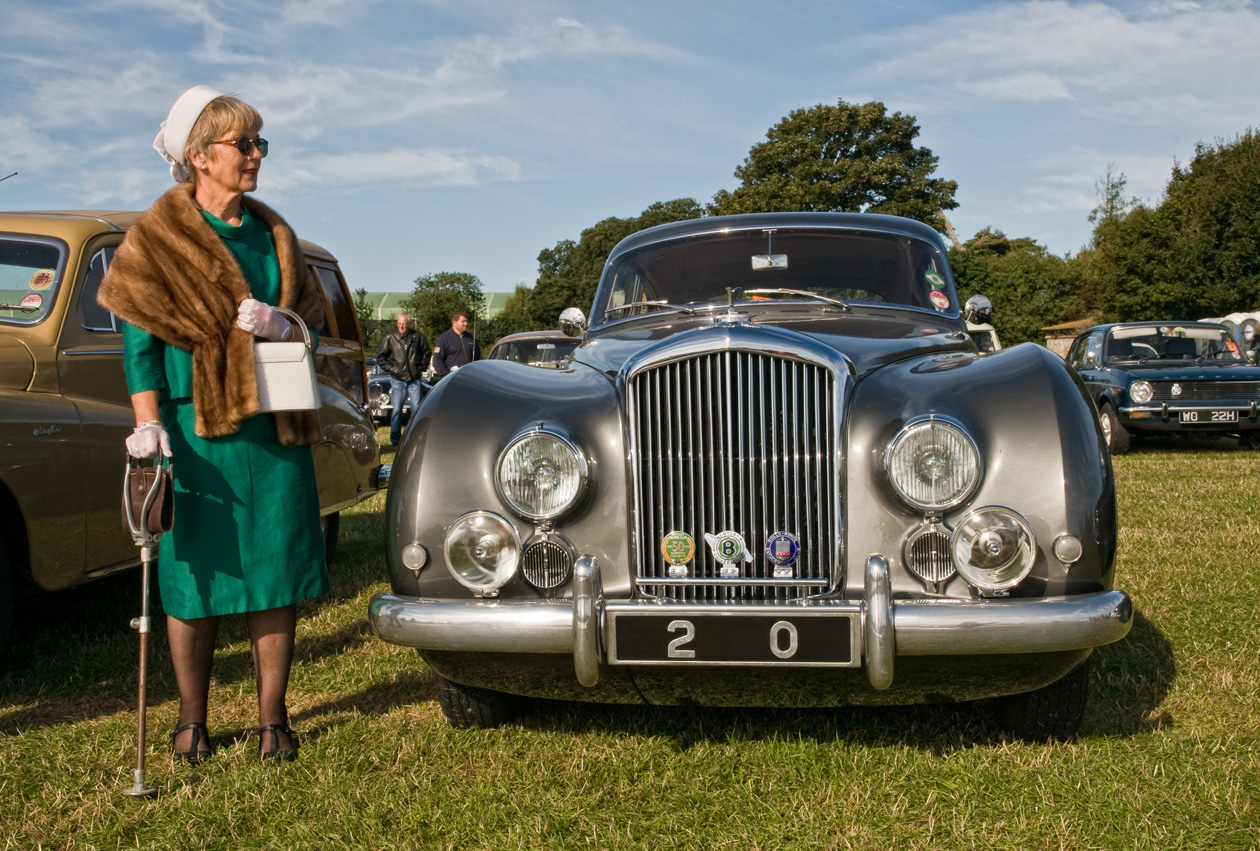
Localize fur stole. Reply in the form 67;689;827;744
98;182;323;446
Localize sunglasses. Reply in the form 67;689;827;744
210;136;269;157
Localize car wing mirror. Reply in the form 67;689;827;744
559;307;587;339
964;294;993;324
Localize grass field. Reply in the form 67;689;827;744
1;435;1258;850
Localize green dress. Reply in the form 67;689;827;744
122;207;328;619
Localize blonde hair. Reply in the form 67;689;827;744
185;95;263;166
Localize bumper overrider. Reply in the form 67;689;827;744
367;556;1133;691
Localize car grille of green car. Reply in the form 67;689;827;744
627;349;839;603
1150;380;1260;401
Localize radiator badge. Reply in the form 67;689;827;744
661;531;695;578
765;531;800;578
704;531;752;578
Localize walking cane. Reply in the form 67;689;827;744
121;454;173;799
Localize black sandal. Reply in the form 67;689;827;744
258;724;298;762
170;721;213;765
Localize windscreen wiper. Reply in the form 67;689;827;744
742;288;851;311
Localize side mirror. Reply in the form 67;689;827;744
559;307;587;339
964;294;993;325
1085;350;1098;366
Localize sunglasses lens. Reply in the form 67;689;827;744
235;137;269;157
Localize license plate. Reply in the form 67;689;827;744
608;609;858;666
1179;409;1238;423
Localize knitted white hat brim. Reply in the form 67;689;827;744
153;85;223;183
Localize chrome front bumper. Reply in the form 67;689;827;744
368;556;1134;691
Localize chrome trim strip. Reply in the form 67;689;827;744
864;555;893;690
572;556;602;686
62;348;124;356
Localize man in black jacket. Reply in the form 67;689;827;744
432;311;481;379
376;313;430;446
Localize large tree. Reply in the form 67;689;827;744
1089;130;1260;321
400;271;487;349
708;99;957;226
528;198;704;327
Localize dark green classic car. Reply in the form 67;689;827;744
1067;321;1260;454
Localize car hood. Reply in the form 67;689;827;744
0;335;34;391
1097;361;1260;381
573;309;971;380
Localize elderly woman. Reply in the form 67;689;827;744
98;86;327;763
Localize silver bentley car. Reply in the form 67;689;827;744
368;213;1132;740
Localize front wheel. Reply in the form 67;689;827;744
1099;402;1130;455
432;669;522;729
991;658;1090;741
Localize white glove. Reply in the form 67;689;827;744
126;424;172;458
236;298;292;342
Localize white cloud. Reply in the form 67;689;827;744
265;147;521;193
957;71;1073;102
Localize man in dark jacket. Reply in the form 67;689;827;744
432;310;480;379
376;313;430;446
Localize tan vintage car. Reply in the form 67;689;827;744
0;210;384;659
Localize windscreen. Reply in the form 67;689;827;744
1105;325;1241;363
596;227;954;323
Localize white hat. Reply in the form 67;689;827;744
152;85;223;183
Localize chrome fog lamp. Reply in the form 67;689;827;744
951;507;1037;593
496;428;588;520
885;416;981;512
1130;380;1153;404
443;511;521;596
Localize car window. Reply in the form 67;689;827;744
78;246;119;332
1107;325;1240;363
312;263;356;341
595;228;954;324
0;237;65;325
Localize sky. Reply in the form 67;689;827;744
3;0;1258;298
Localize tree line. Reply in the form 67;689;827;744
384;99;1260;350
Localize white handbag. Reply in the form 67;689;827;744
254;306;319;412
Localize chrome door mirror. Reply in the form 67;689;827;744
964;294;993;325
559;307;587;338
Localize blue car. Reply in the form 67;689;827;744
1067;321;1260;454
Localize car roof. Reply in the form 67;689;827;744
493;330;570;343
0;209;336;261
1087;321;1229;333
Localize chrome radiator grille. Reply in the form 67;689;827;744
628;350;839;602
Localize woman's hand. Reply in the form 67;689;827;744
236;298;292;342
127;424;172;458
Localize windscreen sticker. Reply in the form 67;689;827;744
929;290;950;310
29;269;54;290
20;293;43;311
925;270;945;288
1228;341;1240;355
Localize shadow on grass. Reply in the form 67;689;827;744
502;608;1176;752
1119;434;1251;455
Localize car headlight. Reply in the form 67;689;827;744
884;416;981;512
1130;380;1153;404
496;427;589;520
951;507;1037;593
443;511;521;596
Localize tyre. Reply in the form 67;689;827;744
992;658;1090;741
1099;402;1130;455
432;669;521;728
0;541;14;666
320;511;340;566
